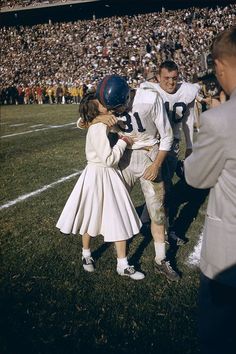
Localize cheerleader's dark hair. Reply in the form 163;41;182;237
78;93;99;124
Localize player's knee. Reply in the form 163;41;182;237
149;208;166;225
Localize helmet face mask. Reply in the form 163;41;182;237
96;75;130;112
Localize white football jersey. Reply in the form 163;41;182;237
140;82;199;149
117;88;173;151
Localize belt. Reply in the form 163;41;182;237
136;146;154;152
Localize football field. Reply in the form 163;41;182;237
0;104;206;354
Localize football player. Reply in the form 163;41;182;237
141;60;200;177
140;61;208;246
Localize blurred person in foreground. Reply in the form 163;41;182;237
184;25;236;354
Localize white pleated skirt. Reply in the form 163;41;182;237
56;164;142;242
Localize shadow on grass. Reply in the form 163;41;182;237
126;203;152;271
81;203;152;270
92;242;111;261
166;239;182;277
128;226;152;267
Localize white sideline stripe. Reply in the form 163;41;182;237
187;232;203;266
0;171;82;211
30;124;45;128
10;123;27;127
1;122;76;139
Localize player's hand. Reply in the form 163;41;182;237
204;97;212;106
119;135;134;146
142;163;159;181
99;114;118;127
209;98;221;108
124;132;139;143
219;90;226;103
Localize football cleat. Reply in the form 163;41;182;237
155;259;180;281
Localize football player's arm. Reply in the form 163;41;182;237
143;99;173;181
182;100;195;158
155;99;173;152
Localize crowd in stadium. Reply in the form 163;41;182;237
0;3;235;104
1;0;73;9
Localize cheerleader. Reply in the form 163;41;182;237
56;93;144;280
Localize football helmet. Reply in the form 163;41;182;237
96;75;130;110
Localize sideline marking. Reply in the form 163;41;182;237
0;171;82;211
1;122;76;139
187;232;203;266
9;123;27;127
30;124;45;128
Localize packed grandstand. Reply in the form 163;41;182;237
0;1;235;104
1;0;60;8
0;0;96;11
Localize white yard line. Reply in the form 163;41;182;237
1;122;76;139
9;123;27;127
30;124;45;128
187;232;203;266
0;170;82;211
0;146;204;265
1;169;204;269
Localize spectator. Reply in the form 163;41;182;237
0;4;235;103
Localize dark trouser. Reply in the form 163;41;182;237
199;273;236;354
166;177;209;238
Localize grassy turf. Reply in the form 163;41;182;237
0;105;206;354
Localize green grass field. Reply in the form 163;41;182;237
0;104;206;354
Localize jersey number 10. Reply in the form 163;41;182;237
165;101;187;123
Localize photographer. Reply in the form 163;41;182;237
184;26;236;354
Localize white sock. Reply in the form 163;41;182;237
117;257;129;269
82;248;91;258
154;242;165;264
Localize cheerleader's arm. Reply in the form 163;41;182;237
89;123;128;167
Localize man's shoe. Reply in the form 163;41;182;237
169;230;187;246
117;265;145;280
155;259;180;281
82;256;95;272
